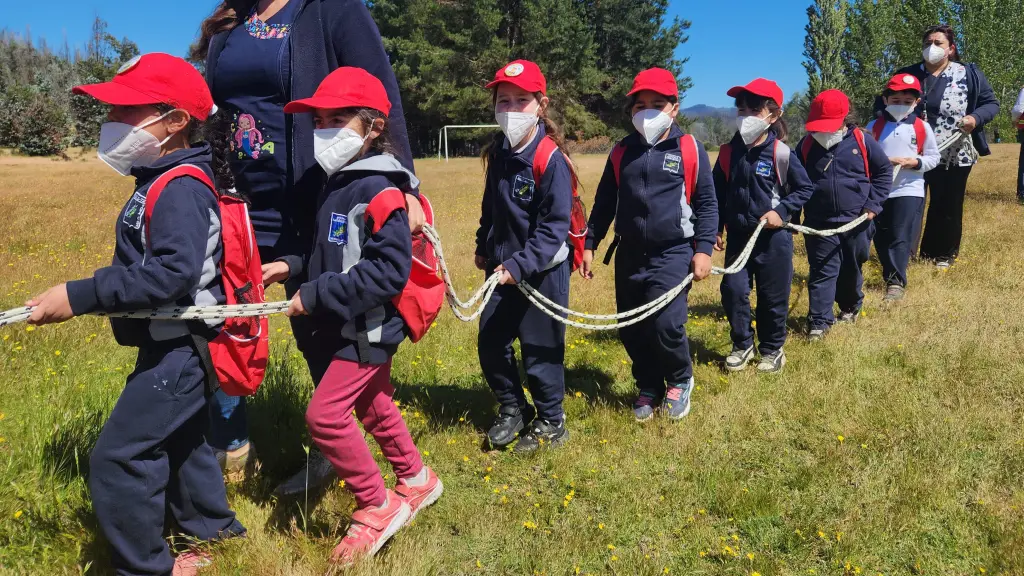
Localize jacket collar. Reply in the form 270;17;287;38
131;144;213;185
327;150;419;192
499;122;547;166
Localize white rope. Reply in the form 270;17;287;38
891;129;964;181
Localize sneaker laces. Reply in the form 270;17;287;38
634;391;657;408
666;387;683;402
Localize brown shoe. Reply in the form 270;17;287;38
216;443;254;483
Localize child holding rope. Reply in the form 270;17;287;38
868;75;940;302
714;79;814;373
475;60;573;450
583;68;717;421
797;90;892;340
24;53;245;575
283;67;442;565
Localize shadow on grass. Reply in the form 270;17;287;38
42;409;106;483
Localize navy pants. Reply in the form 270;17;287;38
874;196;924;288
805;220;874;330
720;228;793;354
1017;130;1024;199
90;343;244;575
478;260;568;422
615;240;694;394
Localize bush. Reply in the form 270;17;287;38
0;84;32;147
17;91;72;156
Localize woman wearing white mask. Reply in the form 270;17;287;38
875;24;1000;269
713;79;814;373
585;68;718;421
475;60;575;451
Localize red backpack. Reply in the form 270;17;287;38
364;190;445;342
533;136;588;271
799;129;871;177
871;117;926;155
144;164;269;397
610;134;700;202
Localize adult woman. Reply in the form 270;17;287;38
879;24;999;268
191;0;422;494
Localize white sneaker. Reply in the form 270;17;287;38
757;349;786;373
725;345;755;372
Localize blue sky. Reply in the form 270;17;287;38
5;0;809;107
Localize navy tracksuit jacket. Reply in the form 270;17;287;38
713;132;815;354
299;152;418;376
65;145;244;576
475;126;571;422
587;124;718;392
799;129;892;329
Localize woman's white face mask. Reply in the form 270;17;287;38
97;110;174;176
923;44;948;66
314;127;370;176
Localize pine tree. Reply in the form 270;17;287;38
803;0;850;96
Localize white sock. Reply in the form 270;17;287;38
404;466;429;487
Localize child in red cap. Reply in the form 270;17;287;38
797;89;892;340
475;59;575;450
585;68;718;420
25;52;245;576
283;66;441;566
714;78;815;373
868;74;940;302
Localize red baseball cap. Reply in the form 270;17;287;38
726;78;784;108
285;67;391;116
72;53;214;121
486;60;547;95
885;73;922;95
805;89;850;132
627;68;679;98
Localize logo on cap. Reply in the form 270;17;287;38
117;55;142;75
504;63;525;77
903;75;915;85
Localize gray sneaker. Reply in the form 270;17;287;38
807;327;828;342
935;258;952;270
662;378;693;420
757;349;786;373
725;344;756;372
632;390;661;422
837;309;859;324
883;284;905;302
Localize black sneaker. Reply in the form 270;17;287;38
274;449;337;498
807;326;829;342
487;404;535;449
883;284;905;302
514;418;568;453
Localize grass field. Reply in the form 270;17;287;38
2;144;1024;576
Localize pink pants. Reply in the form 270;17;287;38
305;358;423;508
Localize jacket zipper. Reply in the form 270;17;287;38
640;145;650;243
827;150;839;216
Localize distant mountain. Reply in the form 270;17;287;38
681;105;734;119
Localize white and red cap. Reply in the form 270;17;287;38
885;73;923;94
72;53;215;121
284;67;391;116
486;60;547;95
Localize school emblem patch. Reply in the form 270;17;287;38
512;175;534;202
122;191;146;229
328;213;348;245
756;160;774;178
663;153;681;174
504;63;525;77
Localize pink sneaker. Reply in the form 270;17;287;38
395;467;444;522
172;550;212;576
330;490;411;566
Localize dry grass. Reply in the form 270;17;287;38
1;145;1023;575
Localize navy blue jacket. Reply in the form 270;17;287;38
475;125;572;283
713;132;815;234
66;145;225;347
587;124;718;255
299;153;418;364
798;129;893;226
205;0;415;274
873;62;1000;156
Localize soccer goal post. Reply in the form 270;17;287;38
437;124;499;161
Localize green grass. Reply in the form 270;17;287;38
1;148;1024;575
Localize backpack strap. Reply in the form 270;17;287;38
533;136;558;185
852;129;871;178
871;120;885;143
365;187;407;234
913;117;927;155
610;142;627;186
773;140;791;191
718;143;733;183
799;136;813;164
143;164;217;243
679;134;699;203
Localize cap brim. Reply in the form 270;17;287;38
626;85;677;97
72;81;161;107
805;117;846;132
284;96;382;114
484;78;545;94
725;85;749;98
886;84;921;94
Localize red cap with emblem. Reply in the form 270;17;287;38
885;73;922;95
627;68;679;98
486;60;547;95
72;53;215;121
805;89;851;132
726;78;785;108
285;67;391;116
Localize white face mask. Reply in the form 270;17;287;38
495;111;538;149
886;104;915;122
632;109;674;145
736;115;771;146
923;44;947;65
314;127;369;176
812;129;846;150
97;111;174;176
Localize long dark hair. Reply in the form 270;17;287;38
351;108;399;157
734;91;789;142
481;91;575;178
202;110;236;193
189;0;258;62
923;24;960;62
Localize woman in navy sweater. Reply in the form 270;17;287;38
191;0;421;495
